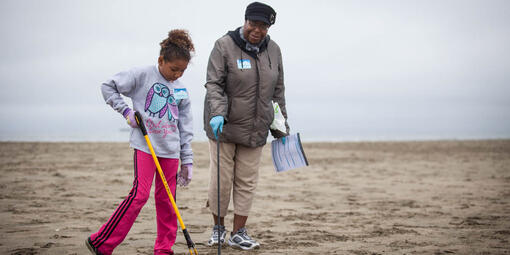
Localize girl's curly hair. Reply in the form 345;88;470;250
160;29;195;62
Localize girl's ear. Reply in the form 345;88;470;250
158;56;164;66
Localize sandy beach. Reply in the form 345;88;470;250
1;140;509;254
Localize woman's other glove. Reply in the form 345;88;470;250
177;163;193;187
209;116;224;140
123;108;138;128
270;129;287;144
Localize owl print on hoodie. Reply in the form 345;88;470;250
145;83;179;121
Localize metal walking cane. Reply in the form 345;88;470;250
134;112;198;255
216;129;221;255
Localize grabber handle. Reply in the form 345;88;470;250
134;112;148;136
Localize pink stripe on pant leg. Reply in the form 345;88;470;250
90;150;156;255
154;157;179;254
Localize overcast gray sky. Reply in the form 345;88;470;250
1;0;509;141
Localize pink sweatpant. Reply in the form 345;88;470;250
90;149;178;255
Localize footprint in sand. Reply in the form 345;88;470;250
9;247;38;255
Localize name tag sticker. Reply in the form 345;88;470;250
173;88;188;100
237;59;251;69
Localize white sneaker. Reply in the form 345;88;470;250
207;225;226;246
228;227;260;250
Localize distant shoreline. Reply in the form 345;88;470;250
1;138;509;144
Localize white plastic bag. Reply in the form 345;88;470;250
270;101;286;133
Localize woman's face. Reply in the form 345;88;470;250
158;57;188;82
243;20;270;44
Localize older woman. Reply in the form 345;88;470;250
203;1;289;250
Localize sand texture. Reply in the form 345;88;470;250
1;140;509;254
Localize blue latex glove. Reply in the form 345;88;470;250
281;136;286;145
210;116;224;140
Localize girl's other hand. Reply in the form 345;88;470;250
177;163;193;187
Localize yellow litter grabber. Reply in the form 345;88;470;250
135;112;198;255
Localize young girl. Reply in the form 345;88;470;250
86;29;195;255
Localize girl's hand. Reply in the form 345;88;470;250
123;108;138;128
177;163;193;187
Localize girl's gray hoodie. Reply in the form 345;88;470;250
101;65;193;164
